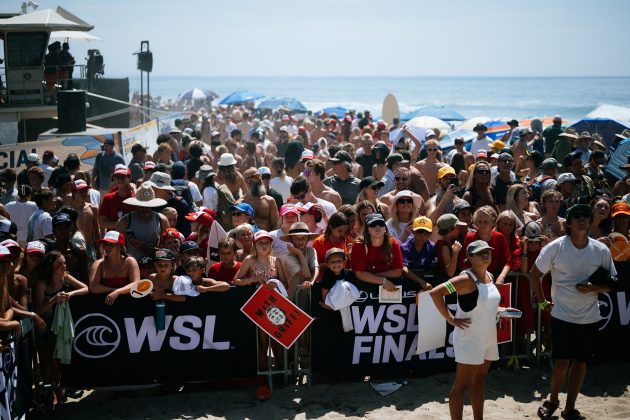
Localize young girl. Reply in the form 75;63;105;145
33;251;88;405
184;256;230;293
234;224;254;262
233;230;287;370
149;249;185;303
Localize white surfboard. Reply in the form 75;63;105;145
381;93;400;126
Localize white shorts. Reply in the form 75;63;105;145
454;328;499;365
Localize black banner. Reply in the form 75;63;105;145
63;286;258;388
595;261;630;359
311;278;458;377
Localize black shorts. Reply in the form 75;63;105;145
551;317;598;362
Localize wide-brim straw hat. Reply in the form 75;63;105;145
279;222;321;242
123;182;167;208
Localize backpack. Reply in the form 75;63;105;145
215;184;236;230
527;175;553;203
171;179;196;211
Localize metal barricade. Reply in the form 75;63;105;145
293;286;312;387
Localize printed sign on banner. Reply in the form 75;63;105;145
497;283;512;344
241;285;314;349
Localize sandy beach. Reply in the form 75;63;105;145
37;362;630;419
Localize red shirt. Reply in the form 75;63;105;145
461;230;511;276
351;238;403;274
312;235;347;265
207;261;242;284
99;189;135;221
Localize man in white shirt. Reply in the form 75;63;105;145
470;123;492;157
5;185;38;247
530;204;617;420
27;188;55;242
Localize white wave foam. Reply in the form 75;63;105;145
587;104;630;123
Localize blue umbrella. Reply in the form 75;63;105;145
607;137;630;180
179;88;218;102
316;106;347;117
569;118;629;150
256;97;308;113
402;106;466;123
439;129;477;153
218;90;265;105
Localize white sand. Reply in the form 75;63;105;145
51;362;630;419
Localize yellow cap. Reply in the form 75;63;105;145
437;165;456;180
490;140;505;150
412;216;433;232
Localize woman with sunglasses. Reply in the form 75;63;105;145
356;176;389;219
351;213;401;291
462;161;496;211
385;190;420;243
430;240;506;420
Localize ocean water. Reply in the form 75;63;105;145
129;76;630;123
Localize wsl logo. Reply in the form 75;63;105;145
73;314;121;359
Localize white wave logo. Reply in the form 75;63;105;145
73;314;121;359
598;293;613;331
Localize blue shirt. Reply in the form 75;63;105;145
401;236;438;270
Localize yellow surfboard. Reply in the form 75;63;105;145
381;93;400;126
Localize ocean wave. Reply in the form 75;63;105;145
587;104;630;123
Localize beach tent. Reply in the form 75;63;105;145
569;118;629;149
316;106;347;117
0;7;93;31
402;106;465;123
218;90;265;105
257;97;307;113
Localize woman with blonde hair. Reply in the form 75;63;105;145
385;190;419;243
505;184;539;229
356;176;389;219
495;210;521;271
354;200;377;238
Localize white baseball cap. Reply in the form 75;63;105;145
172;275;200;297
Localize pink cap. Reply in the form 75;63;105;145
280;204;300;217
73;179;89;191
253;230;273;243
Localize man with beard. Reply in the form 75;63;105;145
239;168;279;231
379;166;426;214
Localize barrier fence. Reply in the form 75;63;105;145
0;263;628;415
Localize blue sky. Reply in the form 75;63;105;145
3;0;630;77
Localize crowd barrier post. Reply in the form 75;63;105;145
293;286;312;387
502;272;536;371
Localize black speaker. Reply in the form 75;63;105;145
137;51;153;72
57;90;86;133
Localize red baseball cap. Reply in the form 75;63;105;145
98;231;126;246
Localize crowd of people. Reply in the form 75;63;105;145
0;106;628;417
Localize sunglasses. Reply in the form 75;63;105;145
475;169;491;175
370;185;381;190
231;212;244;217
397;198;413;204
571;212;591;220
427;148;439;152
395;177;409;181
368;221;387;228
500;159;513;164
261;174;271;180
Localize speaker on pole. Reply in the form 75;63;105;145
57;90;87;133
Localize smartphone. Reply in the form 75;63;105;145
449;177;459;187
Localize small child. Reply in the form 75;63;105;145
319;248;357;310
184;256;230;293
138;256;155;279
207;238;242;284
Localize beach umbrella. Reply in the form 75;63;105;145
317;106;347;117
440;129;477;153
483;119;510;140
568;118;627;149
50;30;101;41
179;88;219;102
405;116;450;130
402;106;465;123
218;90;265;105
519;117;571;131
457;116;492;131
256;97;308;113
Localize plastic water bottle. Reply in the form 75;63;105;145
155;300;166;331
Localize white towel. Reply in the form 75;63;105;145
325;280;360;332
267;278;288;298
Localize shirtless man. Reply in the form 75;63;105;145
239;168;279;231
379;166;426;215
216;153;248;201
304;159;342;208
72;179;100;263
415;139;445;195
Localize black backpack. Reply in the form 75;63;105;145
171;179;196;211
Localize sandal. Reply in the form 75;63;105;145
561;409;586;420
537;400;559;419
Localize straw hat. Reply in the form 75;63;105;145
279;222;320;242
123;182;168;207
615;128;630;141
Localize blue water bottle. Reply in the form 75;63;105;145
155;300;166;331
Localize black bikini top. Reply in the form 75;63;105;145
457;269;493;312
